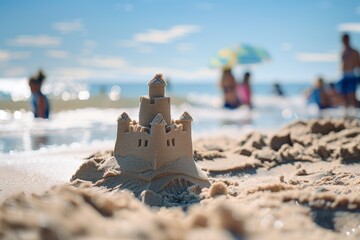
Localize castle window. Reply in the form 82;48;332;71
144;140;148;147
167;139;170;146
172;138;175;146
165;125;171;133
138;139;142;147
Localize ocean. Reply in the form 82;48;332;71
0;81;356;153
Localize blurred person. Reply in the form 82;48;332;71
219;68;240;109
338;33;360;108
327;82;345;107
237;72;252;108
272;82;284;96
306;77;330;109
28;70;50;119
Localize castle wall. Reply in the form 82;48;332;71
114;123;192;170
155;126;193;168
139;97;171;127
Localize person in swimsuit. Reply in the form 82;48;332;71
28;70;50;119
338;33;360;108
307;77;330;109
237;72;252;108
220;68;241;109
327;82;345;107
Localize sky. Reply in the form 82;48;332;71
0;0;359;84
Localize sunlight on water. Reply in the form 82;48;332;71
1;93;357;153
108;85;121;101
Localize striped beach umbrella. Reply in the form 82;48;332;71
210;44;271;68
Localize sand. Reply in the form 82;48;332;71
0;119;359;239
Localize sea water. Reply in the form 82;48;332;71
0;82;356;153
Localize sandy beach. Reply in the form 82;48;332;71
1;1;360;239
0;118;359;239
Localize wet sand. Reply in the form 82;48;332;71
0;119;359;239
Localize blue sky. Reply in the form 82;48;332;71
0;0;359;83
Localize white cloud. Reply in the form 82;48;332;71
53;19;84;34
79;56;127;68
0;50;31;61
9;35;61;47
4;67;26;77
337;23;360;32
295;52;338;62
46;50;69;59
11;51;31;59
134;25;201;44
0;51;10;61
118;40;153;53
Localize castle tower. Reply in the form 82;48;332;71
139;74;171;127
117;112;131;132
150;113;167;169
149;74;166;98
179;111;193;133
115;112;131;153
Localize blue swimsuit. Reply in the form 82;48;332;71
31;92;50;118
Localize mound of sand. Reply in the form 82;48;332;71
0;119;359;239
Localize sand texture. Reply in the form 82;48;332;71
1;119;360;239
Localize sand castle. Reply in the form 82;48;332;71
114;74;209;200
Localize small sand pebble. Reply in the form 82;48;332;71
296;169;307;176
279;175;285;183
209;182;228;197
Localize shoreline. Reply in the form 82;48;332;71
0;95;188;113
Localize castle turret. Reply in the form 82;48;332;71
149;73;166;98
139;74;171;127
117;112;131;133
150;113;167;126
179;111;193;132
115;112;131;154
150;113;167;169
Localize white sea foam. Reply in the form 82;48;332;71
0;94;357;153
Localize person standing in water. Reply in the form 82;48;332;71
220;68;241;109
237;72;252;108
28;70;50;119
339;33;360;108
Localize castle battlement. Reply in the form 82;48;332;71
118;113;187;135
